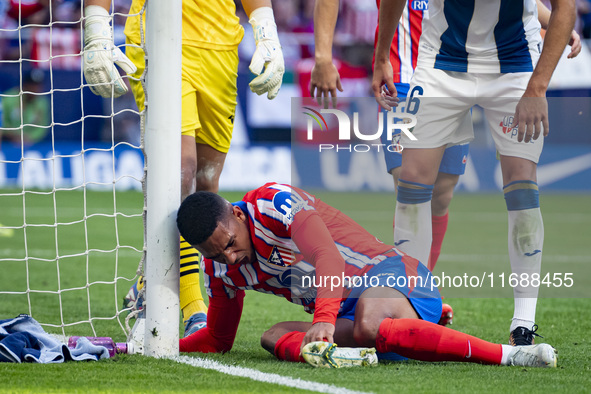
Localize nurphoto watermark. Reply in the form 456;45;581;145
301;100;418;153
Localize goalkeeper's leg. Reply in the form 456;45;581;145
179;139;228;335
123;42;223;335
179;236;207;336
123;46;211;334
178;46;236;336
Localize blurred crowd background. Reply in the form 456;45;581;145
1;0;590;147
0;0;590;193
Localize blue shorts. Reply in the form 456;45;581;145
381;83;470;175
338;256;442;325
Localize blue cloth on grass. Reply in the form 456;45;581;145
0;314;110;363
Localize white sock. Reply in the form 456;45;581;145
393;200;432;264
508;208;543;330
510;298;537;332
500;344;515;365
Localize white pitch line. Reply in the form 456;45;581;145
173;355;372;394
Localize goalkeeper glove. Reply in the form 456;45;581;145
248;7;284;100
83;5;137;98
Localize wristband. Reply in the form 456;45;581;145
249;7;278;43
84;5;111;45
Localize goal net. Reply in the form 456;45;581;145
0;0;180;356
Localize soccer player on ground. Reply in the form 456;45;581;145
372;0;575;345
176;183;557;368
82;0;284;336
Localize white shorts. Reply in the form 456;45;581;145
402;66;543;163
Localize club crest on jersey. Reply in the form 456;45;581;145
411;0;428;11
267;245;295;267
272;190;312;225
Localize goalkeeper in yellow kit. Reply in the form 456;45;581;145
82;0;284;336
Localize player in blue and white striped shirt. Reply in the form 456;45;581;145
419;0;543;73
372;0;576;346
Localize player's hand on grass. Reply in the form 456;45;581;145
567;30;582;59
310;61;343;108
83;6;136;98
301;322;335;351
248;7;285;100
514;95;549;143
372;60;399;110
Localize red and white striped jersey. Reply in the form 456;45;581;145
184;183;424;353
202;183;398;317
373;0;428;84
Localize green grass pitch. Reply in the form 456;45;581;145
0;189;590;393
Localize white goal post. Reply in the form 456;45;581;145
0;0;181;358
142;0;182;357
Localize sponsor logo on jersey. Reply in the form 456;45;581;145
272;191;294;222
272;190;313;224
411;0;428;11
499;115;530;141
500;115;517;135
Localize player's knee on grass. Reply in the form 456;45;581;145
353;317;382;347
353;288;419;347
353;311;417;347
260;329;277;355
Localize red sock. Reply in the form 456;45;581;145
428;213;448;271
274;331;306;363
376;318;502;364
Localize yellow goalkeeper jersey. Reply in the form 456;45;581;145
124;0;244;50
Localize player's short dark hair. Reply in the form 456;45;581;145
177;191;231;246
